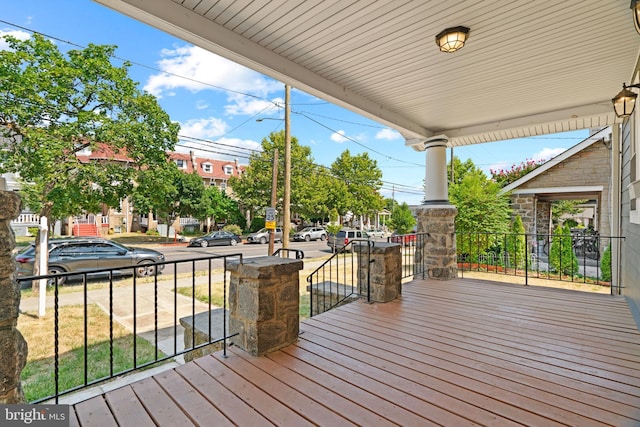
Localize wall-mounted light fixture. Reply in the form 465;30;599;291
435;26;470;53
612;83;640;118
632;0;640;34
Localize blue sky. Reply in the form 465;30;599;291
1;1;589;205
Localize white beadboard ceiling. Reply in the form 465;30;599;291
95;0;640;147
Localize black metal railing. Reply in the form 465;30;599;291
387;232;428;279
272;248;305;259
17;253;241;403
456;231;624;293
306;239;374;317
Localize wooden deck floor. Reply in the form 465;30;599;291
71;278;640;426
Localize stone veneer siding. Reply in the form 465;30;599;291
356;242;402;302
227;256;303;356
511;141;612;236
415;206;458;280
0;191;27;403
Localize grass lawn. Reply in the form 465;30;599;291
18;304;164;403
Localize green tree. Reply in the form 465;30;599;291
551;200;588;226
389;202;416;234
326;208;342;253
549;224;578;275
448;158;511;255
331;150;384;223
229;130;320;219
198;186;245;231
0;34;178;274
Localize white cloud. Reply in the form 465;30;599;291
331;130;350;143
179;117;228;139
375;128;401;140
225;95;282;116
195;100;209;110
144;44;281;103
532;147;566;162
0;29;31;50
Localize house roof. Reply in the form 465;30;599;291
499;126;612;195
95;0;640;147
168;151;245;179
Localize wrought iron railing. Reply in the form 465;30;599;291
16;253;241;403
387;232;428;279
306;240;373;316
456;231;625;293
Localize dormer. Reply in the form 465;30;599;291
223;165;234;175
202;162;213;173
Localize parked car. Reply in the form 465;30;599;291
247;227;283;244
326;229;370;252
187;230;242;247
14;238;165;286
390;231;417;246
367;228;386;238
293;226;327;242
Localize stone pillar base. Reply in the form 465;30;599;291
357;243;402;302
0;191;27;403
415;205;458;280
227;257;303;356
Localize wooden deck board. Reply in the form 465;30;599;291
72;277;640;426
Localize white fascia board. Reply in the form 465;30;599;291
510;186;604;195
94;0;431;140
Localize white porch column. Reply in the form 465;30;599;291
406;135;458;280
424;139;449;204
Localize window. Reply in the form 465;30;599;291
175;159;186;169
203;163;212;173
224;165;234;175
220;182;227;191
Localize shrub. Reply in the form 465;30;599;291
549;224;578;275
145;229;160;236
600;244;612;282
223;224;243;236
249;217;265;232
504;215;526;268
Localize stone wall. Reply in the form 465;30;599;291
415;206;457;280
510;195;536;235
0;191;27;403
227;257;303;356
356;242;401;302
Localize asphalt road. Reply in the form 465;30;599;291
155;239;334;276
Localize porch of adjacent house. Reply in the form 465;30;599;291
69;277;640;426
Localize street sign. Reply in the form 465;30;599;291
265;207;276;229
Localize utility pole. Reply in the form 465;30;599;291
268;149;279;255
283;84;291;249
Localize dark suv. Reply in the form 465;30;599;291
14;238;165;286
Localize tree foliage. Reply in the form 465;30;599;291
229;130;324;220
490;158;546;188
331;149;384;219
505;215;526;268
447;158;510;234
389;202;416;234
0;34;179;223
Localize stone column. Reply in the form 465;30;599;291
415;206;458;280
0;191;27;403
227;256;303;356
410;135;458;280
357;242;402;302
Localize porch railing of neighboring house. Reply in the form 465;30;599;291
16;253;241;404
306;240;374;317
10;213;40;225
456;231;625;293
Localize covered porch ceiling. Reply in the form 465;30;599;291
94;0;640;147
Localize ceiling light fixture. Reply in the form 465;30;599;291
435;26;470;53
612;83;640;118
632;0;640;34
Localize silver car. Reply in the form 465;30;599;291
14;238;165;286
293;226;327;242
246;227;283;244
326;229;369;252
